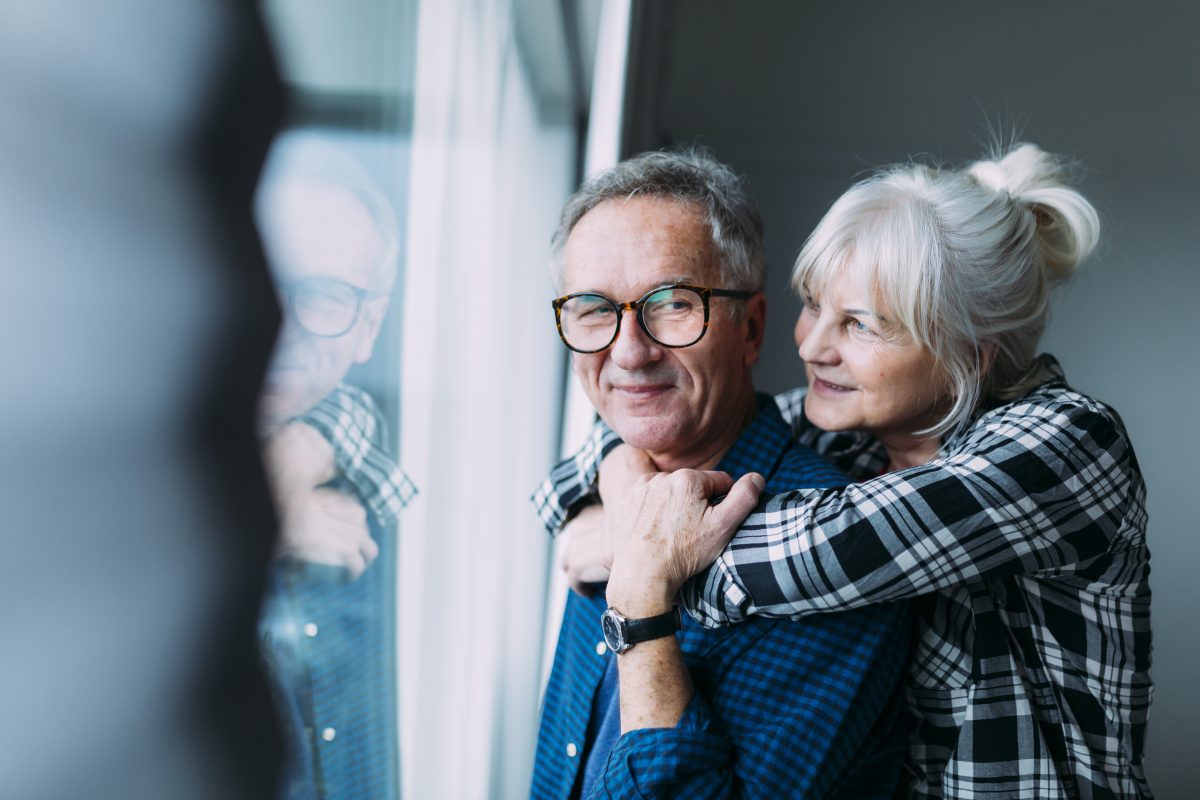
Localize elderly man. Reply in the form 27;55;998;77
531;150;909;799
255;136;415;800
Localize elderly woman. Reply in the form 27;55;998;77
536;143;1152;799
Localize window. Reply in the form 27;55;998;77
256;3;417;798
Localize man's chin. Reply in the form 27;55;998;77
607;417;684;455
257;392;309;432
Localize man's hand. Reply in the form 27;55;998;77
597;444;657;506
605;469;764;617
558;505;612;596
555;445;659;597
276;487;379;580
263;420;377;580
262;421;337;498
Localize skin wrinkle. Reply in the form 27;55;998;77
797;270;946;469
561;193;767;738
563;195;762;472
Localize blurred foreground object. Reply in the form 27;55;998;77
0;2;284;799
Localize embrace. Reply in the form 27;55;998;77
531;145;1151;799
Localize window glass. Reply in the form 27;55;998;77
256;3;416;798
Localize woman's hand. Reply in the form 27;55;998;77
605;469;765;617
558;505;612;596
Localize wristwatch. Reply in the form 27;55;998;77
600;606;682;654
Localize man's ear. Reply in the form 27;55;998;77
743;291;767;367
353;298;389;364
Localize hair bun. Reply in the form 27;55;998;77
968;142;1100;282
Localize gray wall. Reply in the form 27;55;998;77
632;1;1199;794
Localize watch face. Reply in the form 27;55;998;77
601;610;625;652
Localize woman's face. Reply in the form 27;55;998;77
794;270;946;449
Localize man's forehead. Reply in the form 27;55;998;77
561;196;720;294
260;177;384;287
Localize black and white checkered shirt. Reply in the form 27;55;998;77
532;356;1153;799
297;383;417;524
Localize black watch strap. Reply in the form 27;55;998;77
623;606;682;644
602;606;683;653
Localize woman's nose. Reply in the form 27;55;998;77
795;311;835;363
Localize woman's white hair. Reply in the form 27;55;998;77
793;142;1100;438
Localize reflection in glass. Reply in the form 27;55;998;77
255;134;413;800
279;277;387;338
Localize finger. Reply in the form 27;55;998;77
687;469;737;500
568;572;594;597
556;529;573;573
577;563;611;584
621;447;657;474
360;535;380;565
703;472;764;541
344;549;367;581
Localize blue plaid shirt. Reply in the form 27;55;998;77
531;396;911;799
259;385;414;800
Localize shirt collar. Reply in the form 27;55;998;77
713;392;792;482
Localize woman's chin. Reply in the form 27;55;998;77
803;394;859;433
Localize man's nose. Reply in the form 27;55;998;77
609;309;662;370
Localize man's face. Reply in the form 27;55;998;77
562;196;764;463
258;177;388;429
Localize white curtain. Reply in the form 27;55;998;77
540;0;634;686
397;1;577;797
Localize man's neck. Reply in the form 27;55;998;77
644;385;759;473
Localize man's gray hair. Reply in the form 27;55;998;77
550;148;765;293
256;131;401;293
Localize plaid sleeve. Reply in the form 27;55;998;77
682;391;1144;627
530;388;879;534
531;419;623;534
296;383;417;526
586;603;909;799
772;386;807;431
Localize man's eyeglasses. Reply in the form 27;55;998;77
279;276;385;338
551;283;753;354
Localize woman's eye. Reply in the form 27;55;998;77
848;318;875;336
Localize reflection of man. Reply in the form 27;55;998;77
531;151;910;799
256;136;414;800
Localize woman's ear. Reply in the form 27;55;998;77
979;341;997;379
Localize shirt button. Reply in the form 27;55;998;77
595;641;607;656
303;623;319;638
321;727;336;742
566;742;578;758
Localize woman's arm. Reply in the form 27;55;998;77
530;388;855;533
680;391;1147;626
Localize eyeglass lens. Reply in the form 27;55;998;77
290;277;362;337
560;286;706;351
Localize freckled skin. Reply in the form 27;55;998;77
562;195;769;736
562;196;764;472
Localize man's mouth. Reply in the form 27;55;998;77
611;383;673;398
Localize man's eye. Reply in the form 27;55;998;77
647;298;695;315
